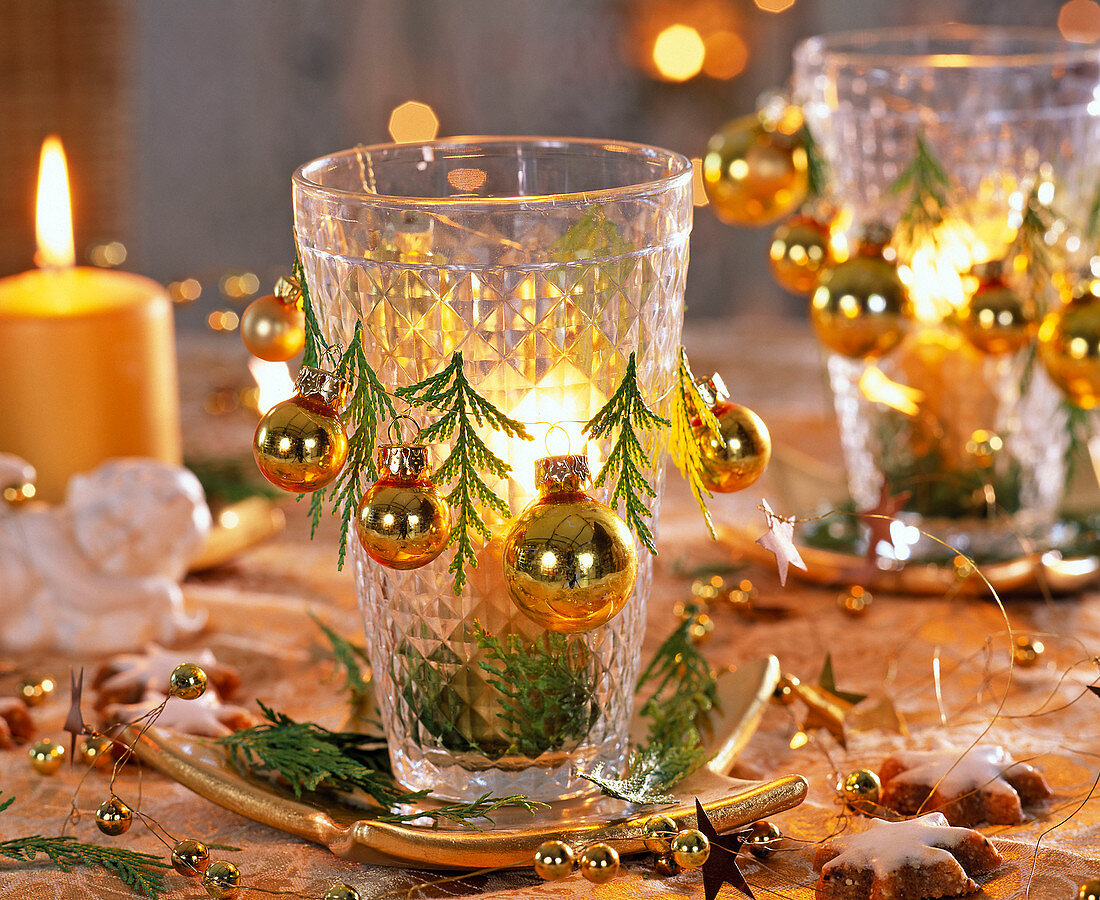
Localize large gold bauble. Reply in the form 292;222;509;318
811;255;911;358
957;279;1034;355
96;797;133;836
579;843;620;884
169;663;208;700
697;400;772;493
1039;287;1100;409
503;455;638;634
254;367;350;492
769;215;832;295
239;294;305;362
703;114;809;226
28;738;65;775
356;444;451;570
171;839;211;877
202;860;241;899
670;829;711;869
533;840;575;881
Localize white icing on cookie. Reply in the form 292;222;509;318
98;644;220;697
889;746;1032;798
108;691;252;739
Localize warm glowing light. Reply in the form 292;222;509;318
248;358;295;414
690;158;709;207
702;30;748;79
388;101;440;143
895;216;985;322
88;241;127;268
1059;0;1100;42
754;0;796;11
35;136;75;269
219;509;240;529
858;367;925;417
170;278;203;303
789;731;810;749
652;24;706;82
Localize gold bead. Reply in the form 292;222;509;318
811;255;911;359
1012;634;1045;668
958;279;1034;355
254;394;349;493
240;293;305;362
202;860;241;899
19;676;56;707
533;840;575;881
169;663;208;700
838;586;872;616
965;429;1003;469
773;674;800;705
671;829;711;869
703;113;809;226
688;613;715;645
745;820;781;858
95;797;133;836
171;839;211;877
79;735;115;769
654;852;682;876
770;215;832;295
28;738;64;774
1079;879;1100;900
696;402;771;494
578;843;620;884
1039;286;1100;408
323;883;361;900
642;814;679;852
841;769;881;812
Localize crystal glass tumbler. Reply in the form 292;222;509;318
793;28;1100;560
293;138;692;800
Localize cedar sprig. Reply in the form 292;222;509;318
310;613;373;713
0;794;171;899
376;792;547;829
668;347;721;539
889;131;952;238
802;125;828;199
584;351;671;554
395;352;533;593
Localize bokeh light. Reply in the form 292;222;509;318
652;23;706;81
1058;0;1100;42
702;30;748;79
754;0;796;11
388;101;440;143
88;240;127;268
168;278;203;303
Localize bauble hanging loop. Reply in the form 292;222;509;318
356;429;451;570
239;276;306;362
502;453;638;633
691;373;771;493
254;366;350;492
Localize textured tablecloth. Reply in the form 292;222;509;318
3;318;1099;900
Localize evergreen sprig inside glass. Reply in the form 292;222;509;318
668;348;721;539
395;351;533;593
801;125;829;200
889;131;952;236
584;351;671;554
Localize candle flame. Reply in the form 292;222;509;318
248;359;295;414
36;136;75;269
858;366;924;417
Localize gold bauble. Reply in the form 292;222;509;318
745;820;781;858
654;853;682;877
203;860;241;899
79;734;115;768
323;883;362;900
838;585;872;617
169;663;208;700
28;738;64;774
1039;287;1100;408
697;401;772;493
1012;634;1045;668
957;279;1034;355
240;294;305;362
96;797;133;836
19;676;56;707
356;444;451;570
841;768;881;812
670;829;711;869
171;839;211;877
254;367;350;492
769;215;832;295
503;455;638;634
1079;879;1100;900
579;843;620;884
642;814;679;852
533;840;575;881
811;256;911;359
703;113;809;226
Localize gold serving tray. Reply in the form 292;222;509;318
132;656;808;868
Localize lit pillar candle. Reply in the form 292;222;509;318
0;137;180;501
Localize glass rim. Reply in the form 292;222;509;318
292;135;693;207
794;25;1100;70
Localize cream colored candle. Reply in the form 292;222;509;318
0;137;180;502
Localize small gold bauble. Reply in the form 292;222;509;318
254;395;349;492
240;293;305;362
965;429;1003;469
1012;634;1045;668
703;114;809;226
670;829;711;869
1079;878;1100;900
202;860;242;899
958;279;1034;355
654;853;682;876
503;455;638;634
745;820;782;858
579;843;620;884
773;674;799;705
841;768;882;812
322;883;361;900
642;814;679;852
1039;286;1100;408
171;839;211;877
79;735;114;768
770;215;832;295
169;663;208;700
28;738;65;774
696;401;772;494
838;585;872;617
811;255;911;359
96;797;133;836
19;676;56;707
356;444;451;570
533;840;575;881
